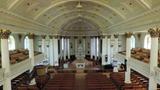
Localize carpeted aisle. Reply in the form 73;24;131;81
75;73;86;90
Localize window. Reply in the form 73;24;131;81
144;34;151;49
8;35;15;50
131;35;135;49
24;36;29;49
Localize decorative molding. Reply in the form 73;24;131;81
107;35;111;39
137;33;141;40
125;32;133;38
27;33;34;39
114;34;119;38
148;28;160;38
49;35;53;39
41;35;46;39
0;29;11;39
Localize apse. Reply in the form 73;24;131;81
59;17;102;36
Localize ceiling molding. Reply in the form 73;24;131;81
34;0;125;20
47;10;113;25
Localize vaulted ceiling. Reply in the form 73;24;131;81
0;0;160;35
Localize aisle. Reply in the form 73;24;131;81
75;73;86;90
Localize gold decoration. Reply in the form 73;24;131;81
49;35;53;39
137;33;141;39
114;34;119;38
53;35;59;39
125;32;133;38
41;35;46;39
0;29;11;39
107;35;111;39
27;33;34;39
148;28;160;38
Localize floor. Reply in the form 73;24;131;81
75;73;86;90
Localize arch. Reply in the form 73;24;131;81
47;10;113;25
8;35;16;50
24;36;29;49
144;34;151;49
34;0;125;20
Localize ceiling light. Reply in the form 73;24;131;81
76;1;82;8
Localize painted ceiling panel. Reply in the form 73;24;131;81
0;0;159;34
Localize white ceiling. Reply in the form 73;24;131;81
0;0;160;35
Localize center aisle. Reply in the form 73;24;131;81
75;73;86;90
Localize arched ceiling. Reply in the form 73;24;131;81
1;0;160;34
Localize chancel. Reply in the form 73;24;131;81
0;0;160;90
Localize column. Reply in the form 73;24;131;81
107;35;111;64
41;35;46;58
0;29;12;90
125;32;132;83
114;34;119;55
74;36;78;58
60;36;63;60
95;37;97;60
63;37;66;60
53;36;59;66
148;28;159;90
67;37;70;59
49;35;54;66
90;37;93;59
83;36;86;58
27;33;35;69
102;35;107;65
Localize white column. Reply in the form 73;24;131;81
67;37;70;59
114;34;119;55
49;35;54;66
125;32;132;83
60;37;63;60
102;36;107;65
28;33;35;69
90;37;93;59
63;37;66;60
107;35;111;64
148;29;159;90
75;37;78;58
41;35;46;58
53;36;59;66
95;37;97;60
0;30;12;90
83;37;86;58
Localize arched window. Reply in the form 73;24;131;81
8;35;15;50
24;36;29;49
131;35;135;49
144;34;151;49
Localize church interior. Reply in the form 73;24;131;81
0;0;160;90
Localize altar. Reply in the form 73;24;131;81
76;63;85;69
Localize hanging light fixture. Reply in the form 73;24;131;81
76;0;82;8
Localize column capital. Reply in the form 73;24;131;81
101;35;106;39
41;35;46;39
125;32;133;38
74;36;78;39
27;33;34;39
114;34;119;38
107;35;111;39
53;35;59;39
49;35;53;39
82;36;86;39
0;29;11;39
148;28;160;38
